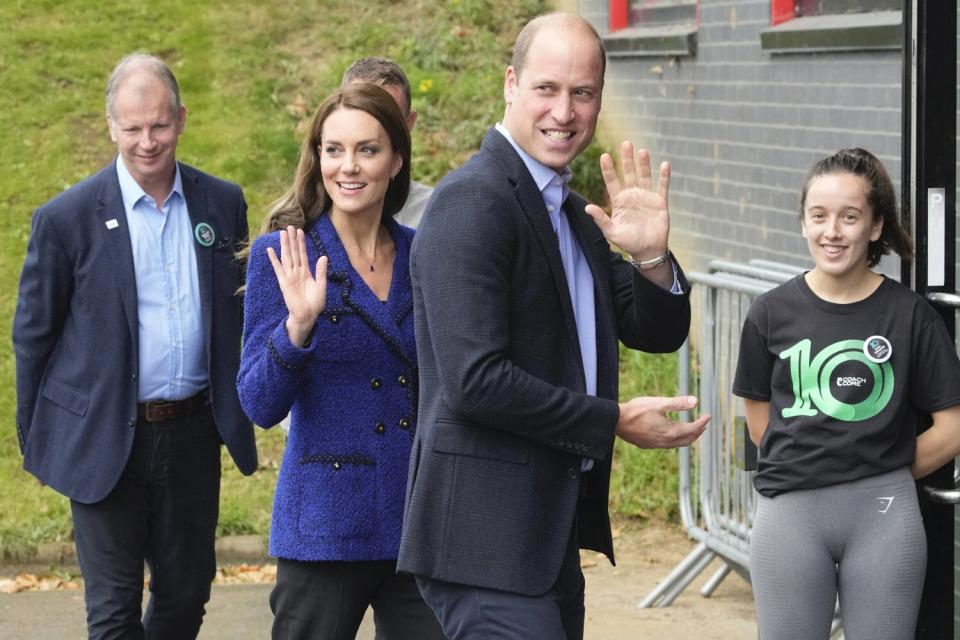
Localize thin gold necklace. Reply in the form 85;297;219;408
360;227;379;272
368;227;379;272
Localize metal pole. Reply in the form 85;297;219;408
906;1;958;636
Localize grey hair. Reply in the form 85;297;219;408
105;53;181;117
341;56;412;115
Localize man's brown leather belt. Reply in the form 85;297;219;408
137;390;208;422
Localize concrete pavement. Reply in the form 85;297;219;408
0;583;376;639
0;523;758;639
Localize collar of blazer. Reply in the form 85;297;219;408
95;160;139;355
308;212;416;368
179;162;215;347
480;128;619;374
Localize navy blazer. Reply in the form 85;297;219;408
397;129;692;595
13;160;257;504
237;214;418;561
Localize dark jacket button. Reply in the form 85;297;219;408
332;461;342;470
375;423;386;434
330;314;339;324
371;378;382;390
398;417;410;430
566;467;578;479
397;375;409;387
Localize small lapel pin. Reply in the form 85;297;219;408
105;219;119;230
194;222;216;247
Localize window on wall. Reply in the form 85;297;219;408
626;0;697;28
796;0;901;17
773;0;901;25
763;0;901;51
606;0;699;58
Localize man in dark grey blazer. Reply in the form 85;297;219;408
398;12;710;639
13;54;255;639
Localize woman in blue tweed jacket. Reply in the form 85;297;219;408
237;84;442;639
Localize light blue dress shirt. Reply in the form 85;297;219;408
495;125;682;467
116;157;207;402
496;124;599;470
495;124;598;397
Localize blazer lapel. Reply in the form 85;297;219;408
482;129;583;370
180;164;214;346
308;214;416;367
382;217;415;333
95;162;139;358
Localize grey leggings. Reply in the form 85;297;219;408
750;467;926;640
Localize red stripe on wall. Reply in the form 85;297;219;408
610;0;628;31
771;0;794;26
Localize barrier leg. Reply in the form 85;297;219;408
658;548;717;606
699;562;731;597
638;542;715;608
829;598;844;639
830;620;844;639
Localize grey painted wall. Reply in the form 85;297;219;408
581;0;911;275
578;0;960;630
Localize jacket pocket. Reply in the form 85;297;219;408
40;379;89;417
296;453;377;538
432;421;529;464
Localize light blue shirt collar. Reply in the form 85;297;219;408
494;123;572;198
495;123;597;472
115;155;183;210
115;154;205;401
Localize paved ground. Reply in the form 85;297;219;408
0;522;757;639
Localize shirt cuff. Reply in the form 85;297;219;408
670;261;683;295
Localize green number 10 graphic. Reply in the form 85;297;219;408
779;339;894;422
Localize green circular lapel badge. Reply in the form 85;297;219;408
194;222;216;247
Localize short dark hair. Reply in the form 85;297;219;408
800;148;913;267
341;57;412;114
510;13;606;86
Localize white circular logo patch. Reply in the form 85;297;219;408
863;335;892;363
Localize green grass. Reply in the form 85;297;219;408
0;0;680;559
609;347;684;522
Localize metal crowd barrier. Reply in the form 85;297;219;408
638;259;846;638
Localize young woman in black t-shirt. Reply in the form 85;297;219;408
733;148;960;639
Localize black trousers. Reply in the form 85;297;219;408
270;557;445;640
416;524;585;640
70;407;221;640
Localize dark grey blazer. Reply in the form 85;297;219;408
13;160;257;503
397;129;691;595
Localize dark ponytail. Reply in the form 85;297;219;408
800;148;913;267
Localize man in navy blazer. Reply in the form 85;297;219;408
398;13;710;639
13;54;255;639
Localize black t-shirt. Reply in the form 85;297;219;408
733;275;960;497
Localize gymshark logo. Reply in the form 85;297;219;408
877;497;895;514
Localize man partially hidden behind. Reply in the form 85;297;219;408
13;53;256;639
398;12;710;639
341;56;433;228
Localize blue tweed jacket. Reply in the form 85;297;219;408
237;213;417;561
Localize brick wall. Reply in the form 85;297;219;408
576;1;959;631
580;0;904;274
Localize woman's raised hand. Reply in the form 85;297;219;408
266;226;329;348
